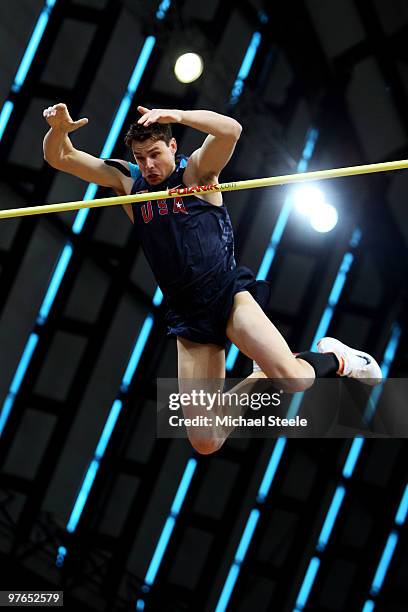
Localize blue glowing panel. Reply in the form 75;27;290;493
122;315;154;388
235;509;260;563
395;484;408;525
226;129;319;368
144;516;176;586
128;37;156;94
72;184;98;234
66;459;100;532
230;32;261;105
152;286;163;306
95;400;123;458
294;556;320;611
256;245;275;282
0;396;15;437
138;459;196;592
342;438;364;479
156;0;171;20
382;324;402;373
215;510;260;612
237;32;261;80
328;253;353;305
171;459;197;515
286;392;304;419
310;307;334;351
362;600;375;612
370;531;398;595
9;333;39;396
316;486;345;552
102;98;132;160
0;101;14;141
12;0;57;93
215;564;240;612
364;324;401;424
225;344;239;371
38;245;73;321
257;438;286;502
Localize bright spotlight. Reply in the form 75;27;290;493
293;185;338;233
174;53;203;83
293;186;325;216
310;202;338;233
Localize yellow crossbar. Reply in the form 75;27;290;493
0;158;407;220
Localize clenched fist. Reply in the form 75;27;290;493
43;103;88;133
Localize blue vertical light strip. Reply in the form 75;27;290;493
362;482;408;609
0;0;58;142
66;398;123;532
156;0;171;20
310;250;355;351
55;545;67;567
395;484;408;525
38;244;73;322
216;128;320;610
130;32;267;602
256;437;286;502
226;127;319;370
230;32;261;106
121;316;154;390
218;248;402;609
217;234;357;608
364;324;401;424
0;10;164;438
342;437;364;479
0;333;39;436
135;459;197;609
291;325;402;611
316;486;345;552
215;510;260;612
72;35;156;235
370;531;399;595
0;101;14;142
286;229;360;421
61;3;172;541
293;557;320;612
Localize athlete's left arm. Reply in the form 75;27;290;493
137;107;242;182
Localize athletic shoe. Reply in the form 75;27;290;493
317;337;382;386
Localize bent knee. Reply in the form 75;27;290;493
188;436;224;455
279;378;315;393
262;364;315;393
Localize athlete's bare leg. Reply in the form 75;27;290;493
177;291;318;454
177;337;266;454
226;291;315;392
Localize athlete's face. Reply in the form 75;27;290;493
132;137;177;185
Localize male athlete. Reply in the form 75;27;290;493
43;103;382;454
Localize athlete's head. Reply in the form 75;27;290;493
125;122;177;185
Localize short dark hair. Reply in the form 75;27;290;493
124;121;172;148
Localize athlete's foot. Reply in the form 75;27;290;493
317;337;382;386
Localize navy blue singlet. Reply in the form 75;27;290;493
131;154;269;347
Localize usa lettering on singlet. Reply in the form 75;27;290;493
130;154;236;302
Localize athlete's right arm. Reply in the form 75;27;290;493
43;103;136;222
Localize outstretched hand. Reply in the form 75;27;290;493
137;105;182;126
43;103;88;133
